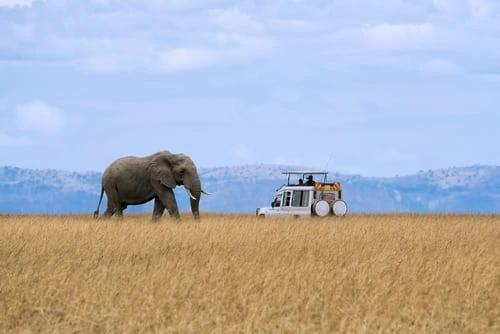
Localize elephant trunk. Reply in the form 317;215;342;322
186;177;202;220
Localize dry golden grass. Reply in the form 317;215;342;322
0;213;498;333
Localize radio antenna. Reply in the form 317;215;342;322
324;152;334;172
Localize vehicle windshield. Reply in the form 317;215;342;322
272;193;282;207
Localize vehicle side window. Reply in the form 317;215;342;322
292;190;310;207
283;191;292;206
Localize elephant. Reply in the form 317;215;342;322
93;150;210;221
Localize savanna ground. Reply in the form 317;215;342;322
0;213;498;333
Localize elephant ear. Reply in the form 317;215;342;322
149;157;176;188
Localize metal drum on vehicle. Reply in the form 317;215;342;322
331;200;348;216
312;200;330;217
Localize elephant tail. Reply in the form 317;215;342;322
93;186;104;219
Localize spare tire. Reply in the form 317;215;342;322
312;200;330;217
331;200;348;217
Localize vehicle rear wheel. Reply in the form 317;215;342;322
312;200;330;217
331;200;348;216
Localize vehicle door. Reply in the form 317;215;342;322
277;190;293;216
265;192;284;216
290;189;311;216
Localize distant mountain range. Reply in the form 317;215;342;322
1;164;499;215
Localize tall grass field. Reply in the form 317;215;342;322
1;213;498;333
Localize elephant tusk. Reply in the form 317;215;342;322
202;189;212;195
186;188;197;200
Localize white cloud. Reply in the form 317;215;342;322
430;0;466;17
156;48;218;72
16;100;65;134
467;0;499;20
9;23;35;40
0;130;30;147
84;53;132;73
91;0;227;10
2;0;498;75
44;28;273;74
267;18;321;34
90;0;117;5
420;58;461;74
84;99;241;127
364;23;434;50
472;72;500;82
0;0;37;7
209;7;263;33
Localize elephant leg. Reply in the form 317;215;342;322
100;201;118;219
152;197;165;221
100;207;114;219
114;203;127;220
114;209;124;219
154;186;181;220
102;188;122;219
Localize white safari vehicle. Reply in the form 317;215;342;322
256;171;348;218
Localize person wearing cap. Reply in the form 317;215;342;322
305;175;315;186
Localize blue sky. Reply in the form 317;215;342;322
1;0;499;177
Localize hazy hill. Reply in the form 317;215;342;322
1;164;499;215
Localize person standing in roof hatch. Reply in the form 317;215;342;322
305;175;315;186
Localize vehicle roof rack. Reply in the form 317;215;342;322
282;170;328;175
282;170;329;185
